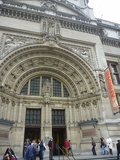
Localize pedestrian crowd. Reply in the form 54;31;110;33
2;135;120;160
91;135;120;160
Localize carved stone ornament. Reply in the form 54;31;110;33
0;34;41;59
40;18;61;41
42;79;52;103
58;43;95;69
40;1;57;10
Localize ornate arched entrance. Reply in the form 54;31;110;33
0;41;101;156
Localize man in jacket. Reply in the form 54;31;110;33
64;139;70;157
26;143;36;160
117;140;120;160
48;137;54;160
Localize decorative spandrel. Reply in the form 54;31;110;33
0;34;41;59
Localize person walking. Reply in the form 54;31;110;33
106;135;113;155
38;140;46;160
64;139;70;157
68;140;73;156
48;137;54;160
26;143;36;160
24;138;30;160
100;137;109;155
117;140;120;160
91;137;97;155
31;140;38;160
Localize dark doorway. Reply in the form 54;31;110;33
24;128;40;142
52;127;66;155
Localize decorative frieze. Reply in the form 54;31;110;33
0;34;41;59
58;42;96;69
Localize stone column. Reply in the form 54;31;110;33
69;104;73;123
45;103;49;124
0;96;3;119
73;105;76;123
13;102;17;122
18;100;23;123
10;101;15;121
6;99;11;120
3;98;9;120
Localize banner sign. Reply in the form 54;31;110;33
104;68;119;111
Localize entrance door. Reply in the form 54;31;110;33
52;109;66;155
24;108;41;142
24;128;40;142
52;127;66;155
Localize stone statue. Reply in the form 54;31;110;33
99;74;107;92
42;79;52;103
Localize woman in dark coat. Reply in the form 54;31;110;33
3;148;17;160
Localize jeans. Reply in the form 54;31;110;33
27;156;34;160
92;146;96;155
101;145;105;155
117;152;120;160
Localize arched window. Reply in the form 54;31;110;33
20;76;69;97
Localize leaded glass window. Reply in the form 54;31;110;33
26;109;41;125
53;78;61;97
52;110;65;125
30;77;40;95
63;85;69;97
20;82;28;95
20;76;69;97
108;62;120;85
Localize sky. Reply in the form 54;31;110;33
88;0;120;24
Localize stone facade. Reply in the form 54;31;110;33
0;0;120;157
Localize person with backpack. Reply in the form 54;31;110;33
38;140;46;160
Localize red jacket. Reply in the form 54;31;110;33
64;140;70;148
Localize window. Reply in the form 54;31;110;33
52;110;65;125
30;77;40;95
63;85;69;97
20;82;28;95
25;109;41;125
116;94;120;106
53;78;61;97
20;76;69;97
107;62;120;85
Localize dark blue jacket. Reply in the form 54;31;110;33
26;145;36;159
39;141;45;151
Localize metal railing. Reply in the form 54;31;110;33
58;146;76;160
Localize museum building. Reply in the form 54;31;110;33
0;0;120;157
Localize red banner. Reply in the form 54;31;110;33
105;68;119;111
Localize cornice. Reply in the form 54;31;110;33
1;2;120;48
101;37;120;48
0;3;103;37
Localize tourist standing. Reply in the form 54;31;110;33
48;137;54;160
91;137;97;155
106;135;113;155
117;140;120;160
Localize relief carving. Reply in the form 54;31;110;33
42;79;52;103
59;43;94;68
1;34;40;59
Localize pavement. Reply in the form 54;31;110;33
0;153;117;160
